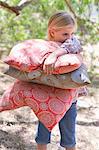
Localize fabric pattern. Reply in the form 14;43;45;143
61;36;83;54
0;81;77;131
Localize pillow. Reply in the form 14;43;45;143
4;39;82;74
4;64;91;89
0;81;77;131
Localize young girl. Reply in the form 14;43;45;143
35;11;81;150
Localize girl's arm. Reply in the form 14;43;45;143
47;47;67;58
43;47;67;75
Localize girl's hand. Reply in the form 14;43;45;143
43;54;57;75
78;87;88;97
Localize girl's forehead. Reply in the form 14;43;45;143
60;25;75;30
53;24;76;32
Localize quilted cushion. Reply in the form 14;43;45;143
4;39;82;74
4;64;91;89
0;81;77;131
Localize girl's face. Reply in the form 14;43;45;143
49;25;75;43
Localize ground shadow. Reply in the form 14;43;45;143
77;120;99;127
0;129;36;150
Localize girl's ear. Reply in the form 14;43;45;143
49;28;55;38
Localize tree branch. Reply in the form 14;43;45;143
64;0;99;28
64;0;77;19
17;0;33;10
0;0;33;16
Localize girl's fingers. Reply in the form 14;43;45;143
44;64;55;75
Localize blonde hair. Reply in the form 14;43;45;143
48;11;76;40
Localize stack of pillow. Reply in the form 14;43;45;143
0;39;90;131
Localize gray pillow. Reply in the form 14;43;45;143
4;64;91;89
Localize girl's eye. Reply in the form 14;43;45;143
63;32;74;36
63;33;68;36
71;32;74;35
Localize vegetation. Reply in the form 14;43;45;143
0;0;99;78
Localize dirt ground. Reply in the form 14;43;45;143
0;71;99;150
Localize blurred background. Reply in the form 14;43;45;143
0;0;99;150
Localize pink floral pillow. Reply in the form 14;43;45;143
0;81;77;131
4;39;82;74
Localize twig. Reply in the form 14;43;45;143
0;0;33;16
64;0;77;18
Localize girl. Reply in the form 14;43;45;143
35;11;80;150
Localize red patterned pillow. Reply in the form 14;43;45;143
0;81;77;131
4;39;82;74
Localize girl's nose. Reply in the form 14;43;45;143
67;34;72;39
